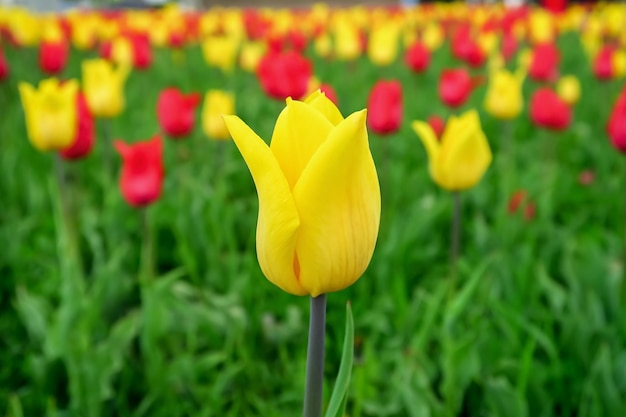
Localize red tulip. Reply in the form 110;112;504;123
257;50;312;100
451;25;473;62
366;80;403;136
541;0;567;13
319;83;338;106
405;41;430;73
501;33;517;61
529;43;560;82
529;88;571;131
39;40;69;75
607;88;626;152
156;88;201;139
114;135;164;207
439;68;473;108
427;115;445;139
130;33;152;70
0;48;8;81
593;46;614;81
508;190;527;214
60;92;95;160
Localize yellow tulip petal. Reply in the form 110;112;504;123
306;91;344;126
443;111;492;190
18;82;35;106
223;115;306;296
270;99;334;190
293;110;380;297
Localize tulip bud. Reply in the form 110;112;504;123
366;80;403;136
529;88;571;131
114;136;164;207
157;88;202;139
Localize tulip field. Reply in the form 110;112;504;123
2;2;626;417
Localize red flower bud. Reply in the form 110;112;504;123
439;68;473;108
114;135;164;207
366;80;403;136
39;41;69;75
529;43;560;83
530;88;571;131
156;88;201;139
593;46;614;81
257;50;312;100
405;41;430;73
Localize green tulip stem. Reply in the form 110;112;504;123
451;191;461;282
54;154;82;273
303;294;327;417
622;158;626;302
101;118;113;179
139;207;154;284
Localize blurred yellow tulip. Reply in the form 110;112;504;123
422;23;444;51
556;75;581;106
18;79;78;152
334;24;361;61
223;90;380;296
412;110;492;191
111;37;134;67
368;25;399;66
202;36;239;73
529;10;555;44
82;59;130;118
239;41;266;73
613;50;626;78
484;69;525;120
202;90;235;140
6;8;40;46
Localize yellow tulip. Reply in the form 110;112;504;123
529;9;555;44
202;90;235;140
612;50;626;78
7;8;40;46
556;75;581;106
334;23;361;61
484;69;524;120
223;90;380;296
239;41;266;73
111;37;134;67
368;25;399;66
314;33;333;59
82;59;130;118
422;23;444;51
202;36;240;73
18;78;78;152
412;110;492;191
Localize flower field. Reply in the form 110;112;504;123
1;2;626;417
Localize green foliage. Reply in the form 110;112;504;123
1;32;626;417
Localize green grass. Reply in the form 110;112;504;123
1;30;626;417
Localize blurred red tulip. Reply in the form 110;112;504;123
427;115;445;139
501;33;517;61
530;88;571;131
578;170;595;186
244;10;272;40
39;41;69;75
130;33;152;70
0;48;8;81
451;25;472;62
405;41;430;73
541;0;567;13
439;68;473;108
319;84;338;106
114;135;164;207
607;88;626;152
593;46;614;81
524;203;536;221
257;50;312;100
60;92;95;160
508;190;527;214
529;43;560;82
157;88;201;139
367;80;403;136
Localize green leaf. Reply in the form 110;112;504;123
324;302;355;417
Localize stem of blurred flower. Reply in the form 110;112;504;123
451;192;461;281
54;154;83;273
303;294;327;417
622;158;626;302
139;207;154;283
101;118;113;179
